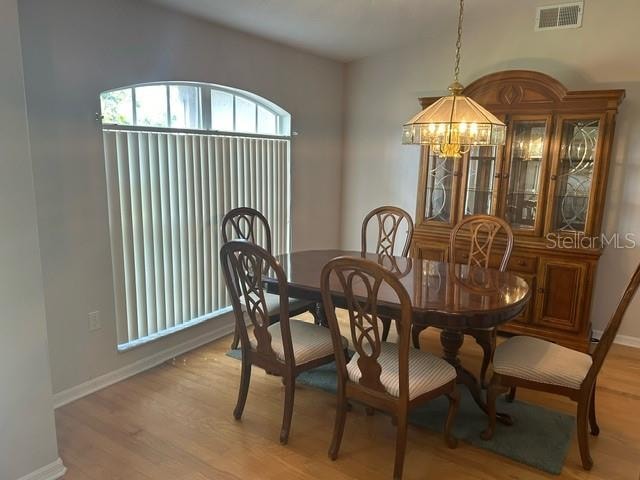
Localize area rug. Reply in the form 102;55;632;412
226;350;574;474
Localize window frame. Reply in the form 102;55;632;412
100;81;293;351
100;81;291;138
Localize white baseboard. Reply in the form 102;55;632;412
17;458;66;480
53;317;235;409
592;330;640;348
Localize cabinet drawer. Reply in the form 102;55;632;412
414;244;447;262
452;249;535;273
507;255;538;273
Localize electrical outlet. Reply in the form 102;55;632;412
88;311;101;331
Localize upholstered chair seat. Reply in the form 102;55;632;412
493;336;592;389
347;342;457;399
250;319;348;365
240;293;310;316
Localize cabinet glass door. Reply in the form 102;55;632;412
423;148;457;223
462;145;499;217
504;119;548;231
550;119;600;233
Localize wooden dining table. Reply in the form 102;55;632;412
264;249;531;422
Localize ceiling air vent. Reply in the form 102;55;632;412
535;1;583;31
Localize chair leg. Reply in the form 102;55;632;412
589;383;600;436
393;410;408;480
481;378;505;440
230;324;240;350
506;386;516;403
381;316;392;342
280;375;296;445
328;395;348;460
233;354;251;420
411;325;423;349
444;388;460;449
473;329;496;388
577;397;594;470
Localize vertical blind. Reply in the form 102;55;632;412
103;129;291;349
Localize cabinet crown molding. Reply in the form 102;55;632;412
419;70;625;112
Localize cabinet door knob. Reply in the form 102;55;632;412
538;287;545;294
551;174;558;181
494;173;502;179
502;173;509;179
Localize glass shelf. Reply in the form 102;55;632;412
424;150;455;222
463;145;498;217
504;120;547;230
551;119;599;232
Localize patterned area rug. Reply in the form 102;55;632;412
226;350;574;474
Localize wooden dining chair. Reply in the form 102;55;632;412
361;206;414;341
413;214;514;387
321;256;459;480
483;260;640;470
222;207;316;349
220;240;347;444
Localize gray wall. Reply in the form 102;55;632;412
18;0;345;393
341;0;640;340
0;0;61;478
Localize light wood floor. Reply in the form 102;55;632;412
56;313;640;480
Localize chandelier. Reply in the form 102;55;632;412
402;0;506;158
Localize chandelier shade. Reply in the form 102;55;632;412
402;93;507;148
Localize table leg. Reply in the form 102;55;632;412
440;328;512;425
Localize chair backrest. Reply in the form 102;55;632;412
321;256;413;402
361;206;414;259
449;215;514;272
222;207;272;254
586;260;640;384
220;240;292;364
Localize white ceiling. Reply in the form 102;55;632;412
148;0;516;62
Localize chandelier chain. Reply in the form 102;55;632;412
454;0;464;83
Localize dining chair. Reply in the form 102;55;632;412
413;214;513;387
482;260;640;470
222;207;316;349
220;240;347;444
321;256;459;480
361;206;414;341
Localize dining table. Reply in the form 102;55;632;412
264;249;531;423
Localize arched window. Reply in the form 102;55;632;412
101;82;291;349
100;82;291;136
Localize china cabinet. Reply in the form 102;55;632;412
412;70;624;351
